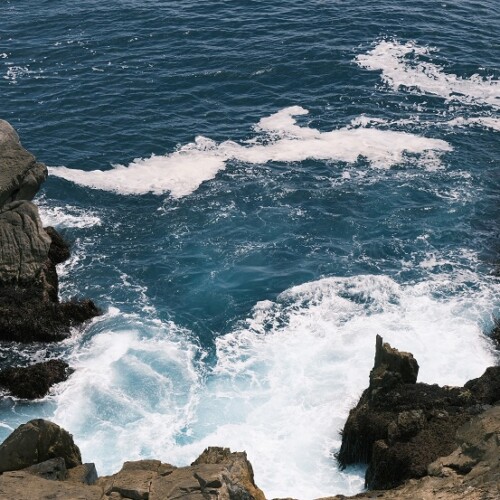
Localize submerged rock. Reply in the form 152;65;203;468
0;359;72;399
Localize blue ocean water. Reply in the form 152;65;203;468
1;0;499;497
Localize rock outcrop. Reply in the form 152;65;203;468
0;419;82;473
0;120;100;398
0;420;266;500
323;405;500;500
337;335;500;491
0;359;72;399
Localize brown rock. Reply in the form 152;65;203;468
0;470;103;500
0;419;81;473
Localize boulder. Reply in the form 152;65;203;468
0;419;82;473
0;359;72;399
0;119;47;208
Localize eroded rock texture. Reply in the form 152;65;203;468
0;420;266;500
0;120;100;348
337;335;500;490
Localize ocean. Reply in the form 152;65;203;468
0;1;499;497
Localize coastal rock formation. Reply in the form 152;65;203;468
0;419;82;473
0;420;266;500
0;200;51;286
0;359;72;399
337;335;500;490
323;405;500;500
0;120;100;350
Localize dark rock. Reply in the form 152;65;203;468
25;457;67;481
45;226;71;265
0;359;72;399
0;285;100;342
337;336;497;490
464;366;500;405
369;334;419;397
0;419;82;473
0;120;101;346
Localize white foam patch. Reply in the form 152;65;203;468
50;275;497;499
356;40;500;108
38;202;102;229
49;106;451;198
52;314;204;474
444;116;500;131
192;274;496;499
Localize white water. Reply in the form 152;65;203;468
51;274;496;499
356;40;500;108
49;106;451;198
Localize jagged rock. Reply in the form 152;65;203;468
192;447;265;500
337;336;497;490
465;366;500;405
0;359;72;399
0;120;47;208
99;461;163;500
324;406;500;500
0;419;81;473
45;226;71;265
369;334;419;397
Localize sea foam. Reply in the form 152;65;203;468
356;40;500;109
49;106;452;198
50;274;496;499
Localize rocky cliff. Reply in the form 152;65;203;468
0;120;100;398
332;335;500;499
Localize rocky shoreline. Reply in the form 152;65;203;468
0;121;498;498
0;119;100;398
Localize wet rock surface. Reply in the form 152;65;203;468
0;359;72;399
0;120;100;398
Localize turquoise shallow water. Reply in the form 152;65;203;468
0;1;499;497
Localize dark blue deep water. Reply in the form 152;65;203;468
1;1;499;497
